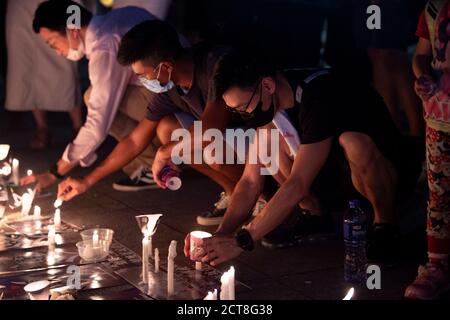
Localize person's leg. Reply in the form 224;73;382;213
30;109;50;150
68;105;83;132
405;125;450;300
156;114;237;195
339;132;398;224
368;49;402;128
112;86;159;177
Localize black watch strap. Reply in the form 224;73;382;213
49;163;65;180
235;228;254;251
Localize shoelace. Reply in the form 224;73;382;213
214;192;229;210
129;165;151;182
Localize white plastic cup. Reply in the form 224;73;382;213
190;231;212;262
24;280;51;300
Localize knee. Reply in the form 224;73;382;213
156;115;178;145
83;87;92;106
339;132;377;170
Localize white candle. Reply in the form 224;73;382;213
27;169;33;176
343;287;354;300
33;206;41;219
167;240;177;296
228;266;235;300
142;236;149;283
204;291;214;300
220;273;229;300
92;230;99;247
0;144;10;161
48;225;55;247
53;199;63;208
195;262;202;271
54;209;61;228
154;248;160;273
149;236;153;258
11;159;19;186
212;289;218;300
21;192;32;216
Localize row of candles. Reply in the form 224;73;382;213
140;219;235;300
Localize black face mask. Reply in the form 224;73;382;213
242;96;276;128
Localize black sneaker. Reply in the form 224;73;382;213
367;223;400;263
112;166;158;192
196;192;229;226
261;211;336;249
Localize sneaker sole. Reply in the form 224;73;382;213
196;216;223;226
112;183;160;192
261;232;336;250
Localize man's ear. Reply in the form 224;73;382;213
261;77;276;95
160;61;174;73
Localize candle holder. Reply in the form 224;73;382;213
76;239;110;262
80;228;114;245
190;231;212;262
24;280;51;300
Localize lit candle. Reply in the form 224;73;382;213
21;192;32;216
54;209;61;228
92;230;99;247
228;266;235;300
212;289;218;300
11;159;19;186
142;236;149;283
204;291;214;300
343;287;354;300
154;248;160;273
0;144;10;161
27;169;33;176
48;225;55;247
167;240;177;296
33;206;41;219
220;273;229;300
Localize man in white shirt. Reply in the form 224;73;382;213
22;0;160;192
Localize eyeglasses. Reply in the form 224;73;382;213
227;80;262;115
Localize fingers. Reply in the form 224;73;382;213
57;179;72;199
201;250;218;264
60;188;78;201
20;175;36;186
183;234;191;257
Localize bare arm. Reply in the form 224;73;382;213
413;38;433;78
245;138;333;241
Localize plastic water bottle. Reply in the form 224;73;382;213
343;199;367;283
159;166;182;191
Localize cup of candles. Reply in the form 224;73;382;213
24;280;51;300
189;231;212;262
80;228;114;245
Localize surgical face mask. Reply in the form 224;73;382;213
139;64;175;93
66;32;85;61
242;85;276;128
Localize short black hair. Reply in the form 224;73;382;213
214;51;275;98
33;0;92;35
117;20;182;67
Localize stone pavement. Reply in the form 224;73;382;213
0;112;446;300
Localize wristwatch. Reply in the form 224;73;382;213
235;228;254;251
49;163;65;180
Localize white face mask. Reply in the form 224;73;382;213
139;63;175;93
66;31;85;61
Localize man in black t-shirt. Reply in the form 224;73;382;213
186;52;424;265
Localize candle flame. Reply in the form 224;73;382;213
343;287;354;300
27;169;33;176
54;199;63;208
